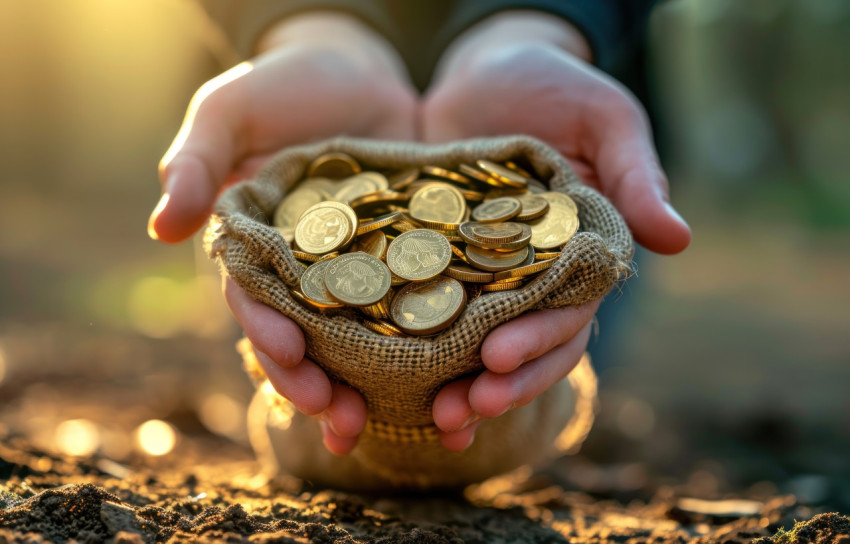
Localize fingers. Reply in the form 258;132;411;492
469;321;593;418
480;300;599;374
590;93;692;255
149;63;253;244
438;420;483;452
254;349;332;416
318;383;367;455
432;377;477;432
223;277;306;368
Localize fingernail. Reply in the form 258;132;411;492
459;412;481;431
147;193;169;240
495;402;517;418
318;410;340;435
663;201;688;227
463;430;476;450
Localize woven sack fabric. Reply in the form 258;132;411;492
207;135;633;489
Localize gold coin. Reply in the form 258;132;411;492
535;251;561;260
361;319;406;337
471;197;522;223
349;190;409;217
529;195;580;250
465;222;524;244
318;252;339;261
352;230;387;259
540;191;578;214
458;164;503;187
527;179;548;194
292;250;322;263
504;160;534;179
333;172;389;203
356;211;404;235
273;187;326;230
390;275;467;336
465;244;530;272
323;252;391;307
462;190;485;202
390;271;408;286
422;165;474;186
361;289;394;320
481;279;524;292
291;288;341;310
476;159;529;188
417;218;463;231
459;222;532;250
515;193;550;221
386;229;452;281
408;182;467;225
450;244;468;262
299;176;338;197
444;264;494;283
389;217;423;234
493;257;556;281
388;168;420;191
274;226;295;245
299;259;345;308
294;201;356;254
307;152;361;179
432;229;463;243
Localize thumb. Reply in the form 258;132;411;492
591;99;692;255
148;62;252;244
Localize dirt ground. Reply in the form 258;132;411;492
1;326;848;543
0;434;840;544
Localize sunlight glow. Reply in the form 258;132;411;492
0;344;6;385
159;62;253;170
135;419;178;456
198;393;245;439
55;419;101;457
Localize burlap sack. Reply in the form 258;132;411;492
206;135;634;489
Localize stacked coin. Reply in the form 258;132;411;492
273;153;580;336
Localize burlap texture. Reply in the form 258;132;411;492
207;135;633;489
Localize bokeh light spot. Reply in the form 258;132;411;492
0;343;6;385
55;419;101;456
616;398;656;440
135;419;178;456
198;393;245;439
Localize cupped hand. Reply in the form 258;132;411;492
422;11;691;255
149;12;417;244
152;13;419;455
423;11;691;450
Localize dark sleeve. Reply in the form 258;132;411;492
432;0;659;72
199;0;403;59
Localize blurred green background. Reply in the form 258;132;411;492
0;0;848;508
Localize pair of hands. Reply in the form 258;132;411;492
148;11;691;454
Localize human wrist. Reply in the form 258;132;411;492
436;10;593;77
255;11;409;82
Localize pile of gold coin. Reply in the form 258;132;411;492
273;152;580;336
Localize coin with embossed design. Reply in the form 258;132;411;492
529;194;580;249
408;182;466;225
471;197;521;223
390;275;466;335
323;252;391;306
294;202;356;254
386;229;452;281
299;259;344;308
273;187;326;231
